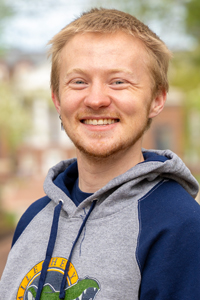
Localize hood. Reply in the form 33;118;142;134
141;149;199;198
43;149;199;209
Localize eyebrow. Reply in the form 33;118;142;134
65;68;86;76
65;68;134;77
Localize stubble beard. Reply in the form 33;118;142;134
62;115;151;162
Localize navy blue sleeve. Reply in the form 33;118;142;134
137;180;200;300
11;196;51;247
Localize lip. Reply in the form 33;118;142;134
80;116;119;121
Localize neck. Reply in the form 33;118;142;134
76;146;144;193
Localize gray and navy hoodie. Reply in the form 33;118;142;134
1;149;200;300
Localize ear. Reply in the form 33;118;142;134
148;90;167;119
51;90;61;115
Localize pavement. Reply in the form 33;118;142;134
0;234;13;278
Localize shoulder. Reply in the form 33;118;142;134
137;180;200;299
139;179;200;222
137;179;200;270
11;196;51;247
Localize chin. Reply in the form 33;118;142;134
75;140;138;162
76;145;118;160
64;121;148;161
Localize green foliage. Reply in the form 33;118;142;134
0;0;13;19
0;210;15;238
0;0;14;54
185;0;200;42
170;50;200;92
0;83;31;151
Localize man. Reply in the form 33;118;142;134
1;8;200;300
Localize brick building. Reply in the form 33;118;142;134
143;89;184;158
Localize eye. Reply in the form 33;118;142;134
117;80;125;84
112;80;125;85
110;78;129;89
68;78;88;89
74;80;86;84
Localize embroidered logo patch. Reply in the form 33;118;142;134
17;257;100;300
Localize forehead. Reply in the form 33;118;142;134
60;31;148;57
59;31;151;80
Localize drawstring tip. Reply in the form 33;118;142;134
59;291;65;299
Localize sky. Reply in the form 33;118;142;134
1;0;195;53
2;1;86;52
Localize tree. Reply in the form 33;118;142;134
185;0;200;43
0;83;31;152
0;0;14;55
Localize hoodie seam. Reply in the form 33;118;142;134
77;185;160;222
136;179;167;272
138;179;167;204
60;202;136;222
11;201;53;249
69;181;166;221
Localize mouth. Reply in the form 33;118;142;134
81;118;119;125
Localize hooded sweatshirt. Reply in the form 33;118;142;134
1;149;200;300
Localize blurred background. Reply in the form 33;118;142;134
0;0;200;275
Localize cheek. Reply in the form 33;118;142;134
113;92;136;114
60;93;80;117
118;98;147;119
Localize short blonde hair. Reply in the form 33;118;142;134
48;8;172;97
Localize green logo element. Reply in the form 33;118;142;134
28;278;100;300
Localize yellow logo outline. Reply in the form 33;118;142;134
17;257;78;300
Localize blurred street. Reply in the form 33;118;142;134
0;235;12;278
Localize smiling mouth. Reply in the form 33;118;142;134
82;119;119;125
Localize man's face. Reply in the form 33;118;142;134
52;31;165;159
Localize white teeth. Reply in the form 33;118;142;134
84;119;117;125
98;119;104;125
107;119;111;124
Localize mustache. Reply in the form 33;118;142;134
76;109;121;119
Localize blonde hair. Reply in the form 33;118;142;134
48;8;172;97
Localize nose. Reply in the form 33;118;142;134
84;82;111;110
